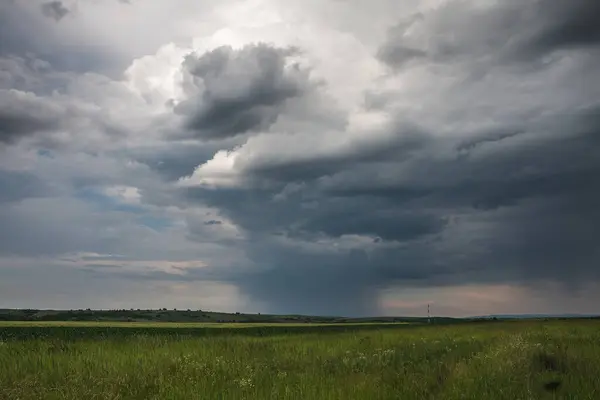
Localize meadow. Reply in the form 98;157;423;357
1;320;599;399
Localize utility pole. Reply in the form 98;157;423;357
427;304;431;324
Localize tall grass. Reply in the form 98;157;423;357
1;321;599;399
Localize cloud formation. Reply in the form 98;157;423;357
175;44;312;140
40;1;70;22
0;89;62;143
0;0;599;316
378;0;600;68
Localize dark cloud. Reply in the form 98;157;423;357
378;0;600;69
183;82;600;316
236;247;381;316
40;1;70;22
295;200;446;242
524;0;600;55
0;89;61;143
174;44;311;140
0;60;134;146
244;122;430;183
455;129;523;153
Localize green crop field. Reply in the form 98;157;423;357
1;320;598;399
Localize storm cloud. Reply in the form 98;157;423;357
0;0;599;316
175;44;312;140
378;0;600;68
0;89;62;143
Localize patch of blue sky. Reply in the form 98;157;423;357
75;187;145;214
137;215;172;231
74;187;172;232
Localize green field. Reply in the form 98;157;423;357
1;320;598;399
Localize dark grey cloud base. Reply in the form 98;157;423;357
185;112;600;315
0;89;61;143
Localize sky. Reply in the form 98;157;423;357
0;0;599;317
